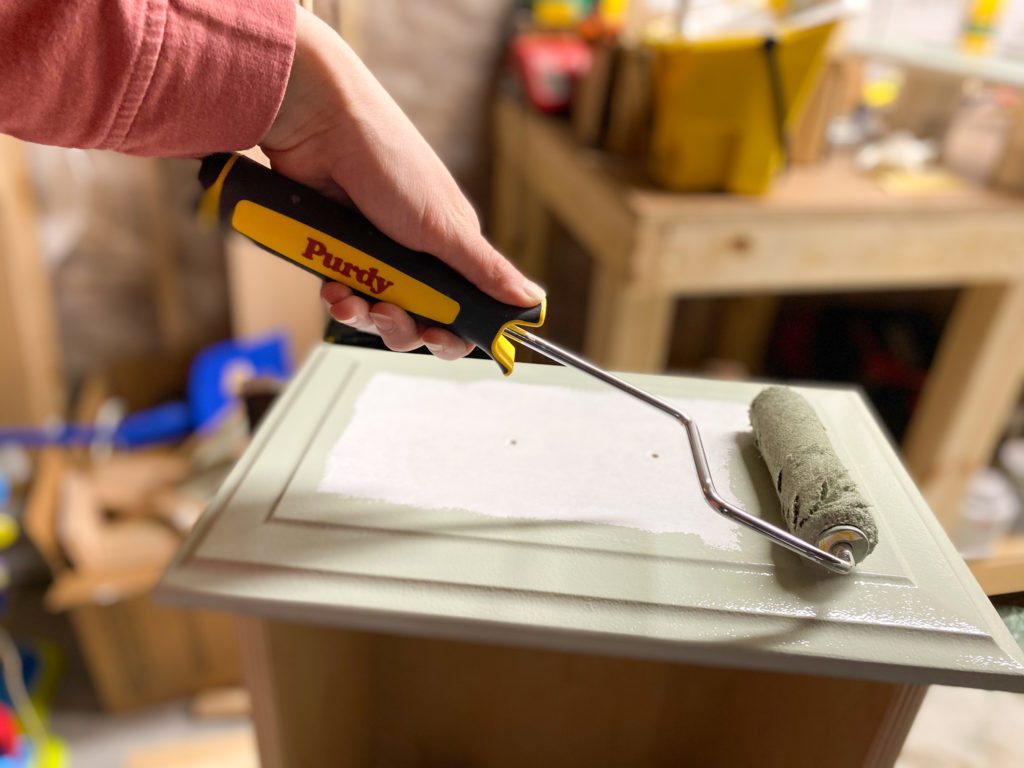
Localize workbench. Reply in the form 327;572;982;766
491;95;1024;533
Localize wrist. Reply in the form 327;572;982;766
263;6;353;151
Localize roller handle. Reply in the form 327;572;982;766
198;153;545;375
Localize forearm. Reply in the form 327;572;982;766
0;0;295;156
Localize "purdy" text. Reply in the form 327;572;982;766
301;237;394;295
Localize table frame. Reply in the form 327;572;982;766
491;96;1024;530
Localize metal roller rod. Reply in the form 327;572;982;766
504;328;855;575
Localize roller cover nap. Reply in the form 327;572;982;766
750;386;878;556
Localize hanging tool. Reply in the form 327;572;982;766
198;153;877;574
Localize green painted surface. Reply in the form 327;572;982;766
161;344;1024;692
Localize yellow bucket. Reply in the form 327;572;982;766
647;21;836;195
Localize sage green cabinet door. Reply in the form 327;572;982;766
161;345;1024;692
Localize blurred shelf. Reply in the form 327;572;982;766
968;534;1024;596
851;38;1024;88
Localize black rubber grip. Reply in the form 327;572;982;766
198;153;544;373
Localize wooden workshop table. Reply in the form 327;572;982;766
491;95;1024;533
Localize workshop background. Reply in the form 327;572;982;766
1;0;1024;766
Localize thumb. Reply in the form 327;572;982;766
441;235;546;308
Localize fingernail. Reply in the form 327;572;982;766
522;278;546;302
335;311;358;324
425;341;445;355
369;312;395;333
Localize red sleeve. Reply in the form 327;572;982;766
0;0;296;157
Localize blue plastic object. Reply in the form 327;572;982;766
113;401;193;447
0;740;30;768
0;648;37;711
0;402;191;449
0;333;291;449
188;334;291;433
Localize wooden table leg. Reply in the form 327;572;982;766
517;194;554;286
491;95;529;261
903;282;1024;530
863;683;928;767
584;264;675;372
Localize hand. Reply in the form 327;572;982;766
260;7;544;360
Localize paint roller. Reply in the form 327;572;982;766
198;153;878;574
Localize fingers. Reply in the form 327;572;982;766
322;282;375;334
321;282;474;360
366;302;422;352
422;327;473;361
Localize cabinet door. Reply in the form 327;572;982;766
161;344;1024;692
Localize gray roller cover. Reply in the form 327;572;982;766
749;386;878;555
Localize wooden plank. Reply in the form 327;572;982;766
904;283;1024;530
0;136;64;426
245;620;924;768
650;212;1024;295
571;42;617;147
334;0;365;56
604;44;653;156
236;618;285;768
967;534;1024;596
239;617;371;768
68;599;241;711
863;683;929;767
790;58;859;166
631;156;1024;218
191;687;251;720
584;261;675;371
508;102;1024;296
23;449;70;575
141;159;187;351
127;729;256;768
516;102;635;269
490;97;526;258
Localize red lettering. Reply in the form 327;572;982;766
299;238;392;296
301;237;327;260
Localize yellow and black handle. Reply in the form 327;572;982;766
198;153;545;374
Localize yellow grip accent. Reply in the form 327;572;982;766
231;201;461;325
491;298;547;376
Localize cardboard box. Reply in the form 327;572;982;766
47;566;240;712
23;361;242;711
